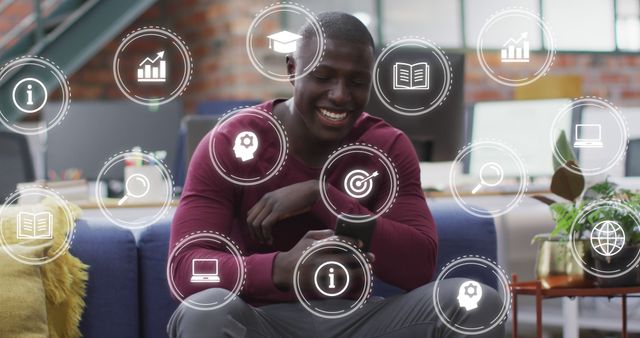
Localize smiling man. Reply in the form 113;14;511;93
168;12;504;338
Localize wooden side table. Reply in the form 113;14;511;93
510;274;640;338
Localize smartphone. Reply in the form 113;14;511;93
334;216;376;252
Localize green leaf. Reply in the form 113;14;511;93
550;160;585;202
552;130;577;172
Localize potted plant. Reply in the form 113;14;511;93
532;131;640;288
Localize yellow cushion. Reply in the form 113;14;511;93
0;243;49;338
0;199;88;338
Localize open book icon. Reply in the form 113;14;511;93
393;62;429;90
17;211;53;239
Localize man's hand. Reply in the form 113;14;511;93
272;230;375;291
247;180;319;244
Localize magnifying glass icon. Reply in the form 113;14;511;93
472;162;504;194
118;173;151;206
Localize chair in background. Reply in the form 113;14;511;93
626;139;640;177
174;100;261;188
0;130;35;200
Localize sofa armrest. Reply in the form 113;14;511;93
372;200;498;297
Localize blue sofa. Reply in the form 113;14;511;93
70;200;497;338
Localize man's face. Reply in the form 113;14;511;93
288;38;374;142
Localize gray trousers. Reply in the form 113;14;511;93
167;278;506;338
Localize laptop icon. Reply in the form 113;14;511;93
574;124;603;148
190;258;221;283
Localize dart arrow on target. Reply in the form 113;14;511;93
344;170;379;198
353;171;378;187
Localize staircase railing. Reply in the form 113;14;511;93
0;0;60;53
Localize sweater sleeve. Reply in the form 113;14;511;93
168;131;295;303
310;133;438;291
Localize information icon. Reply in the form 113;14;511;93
314;261;350;297
0;56;70;135
294;239;372;319
12;77;47;113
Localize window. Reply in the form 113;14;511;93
463;0;541;49
383;0;462;48
543;0;615;51
617;0;640;51
297;0;379;43
298;0;636;52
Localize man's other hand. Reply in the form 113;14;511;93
247;180;319;244
272;230;375;291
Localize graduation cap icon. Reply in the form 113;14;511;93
267;30;303;54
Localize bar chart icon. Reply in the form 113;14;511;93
501;32;530;63
137;51;167;82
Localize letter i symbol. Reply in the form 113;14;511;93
328;268;335;289
27;84;33;105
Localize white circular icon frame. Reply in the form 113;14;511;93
208;107;289;186
0;56;70;135
449;141;528;218
476;8;555;87
113;26;192;106
246;2;325;82
293;239;372;319
166;232;246;311
95;150;174;229
372;37;452;116
550;97;629;177
318;143;398;223
569;200;640;279
433;256;511;335
12;77;48;114
0;186;76;265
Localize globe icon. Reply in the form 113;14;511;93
590;220;626;257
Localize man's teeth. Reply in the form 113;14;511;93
319;108;347;121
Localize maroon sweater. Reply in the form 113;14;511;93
169;100;438;305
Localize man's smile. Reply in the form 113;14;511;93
316;107;350;127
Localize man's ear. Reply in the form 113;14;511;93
286;55;295;86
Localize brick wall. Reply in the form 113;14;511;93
465;52;640;106
0;0;32;35
0;0;33;49
61;1;640;112
67;0;290;113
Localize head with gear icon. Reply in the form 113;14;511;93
457;280;483;311
233;131;259;162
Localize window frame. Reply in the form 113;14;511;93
374;0;637;54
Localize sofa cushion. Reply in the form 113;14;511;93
138;222;179;338
70;220;139;338
372;200;498;297
430;200;498;288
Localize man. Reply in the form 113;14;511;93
168;12;504;338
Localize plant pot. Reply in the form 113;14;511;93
535;237;595;289
592;244;640;287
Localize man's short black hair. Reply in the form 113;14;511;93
298;11;375;49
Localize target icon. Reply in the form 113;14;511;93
343;170;378;199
